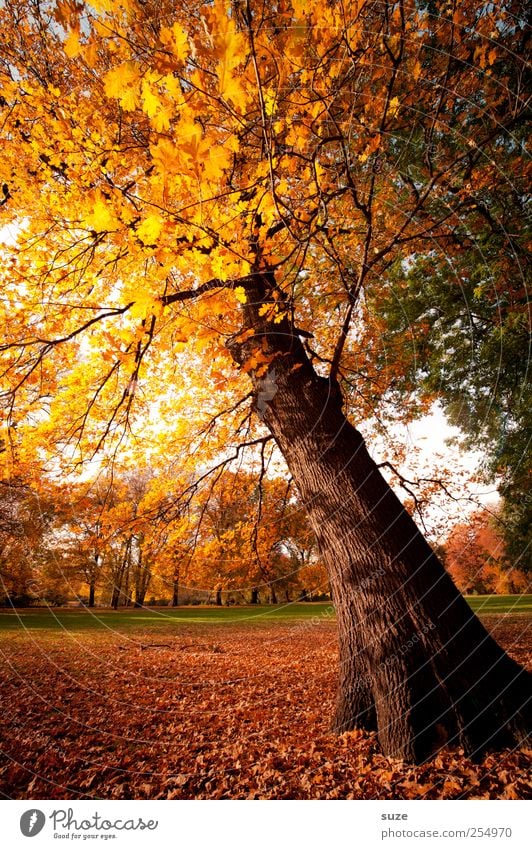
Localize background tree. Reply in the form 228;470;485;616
0;477;50;605
444;509;529;596
0;0;530;760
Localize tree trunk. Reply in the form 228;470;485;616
172;580;179;607
88;580;95;608
215;587;222;606
267;364;530;759
250;587;259;604
270;585;278;604
172;563;180;607
229;274;532;761
110;586;120;610
123;563;131;607
134;588;146;608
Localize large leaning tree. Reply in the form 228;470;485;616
0;0;530;761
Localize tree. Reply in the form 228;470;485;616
49;481;111;606
363;4;531;563
444;509;529;596
0;477;48;604
191;471;323;602
499;497;532;576
72;469;179;608
0;0;530;761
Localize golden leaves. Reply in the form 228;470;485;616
160;22;190;63
359;133;381;162
141;72;185;132
89;0;136;12
200;0;249;110
150;137;180;175
475;45;498;70
86;193;120;232
136;214;164;246
0;0;524;473
388;96;400;118
64;30;81;59
103;62;140;110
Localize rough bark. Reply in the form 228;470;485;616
228;272;532;762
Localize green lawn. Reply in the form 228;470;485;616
0;594;530;634
466;593;532;615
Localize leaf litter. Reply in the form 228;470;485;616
0;615;530;799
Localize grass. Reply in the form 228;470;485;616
0;602;335;632
0;594;530;633
466;593;532;615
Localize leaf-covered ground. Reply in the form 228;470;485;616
1;614;531;799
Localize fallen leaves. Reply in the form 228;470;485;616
0;615;530;799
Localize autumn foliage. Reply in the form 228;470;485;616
0;0;530;766
0;0;527;469
444;510;529;597
0;464;326;608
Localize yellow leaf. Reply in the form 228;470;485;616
129;290;156;320
151;138;181;174
141;80;161;118
87;195;119;232
104;62;140;110
234;287;247;304
210;253;229;282
160;22;190;62
152;105;174;133
104;61;139;96
220;74;248;112
389;96;400;117
164;74;185;105
263;90;277;117
136;214;163;245
64;30;81;59
119;87;139;111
